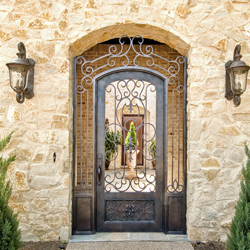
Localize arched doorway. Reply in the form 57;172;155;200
72;36;187;234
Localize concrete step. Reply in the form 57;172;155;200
67;233;194;250
66;241;194;250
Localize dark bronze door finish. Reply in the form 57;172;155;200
95;69;165;232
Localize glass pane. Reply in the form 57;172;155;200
231;69;248;93
105;79;156;192
9;66;27;91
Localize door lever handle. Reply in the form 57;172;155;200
97;153;102;186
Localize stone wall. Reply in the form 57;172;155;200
0;0;250;242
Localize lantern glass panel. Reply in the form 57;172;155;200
229;68;248;94
9;65;29;93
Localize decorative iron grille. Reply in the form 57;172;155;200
74;35;186;194
104;79;156;192
106;200;154;221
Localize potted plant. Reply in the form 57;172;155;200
105;128;122;170
124;121;139;178
149;139;156;169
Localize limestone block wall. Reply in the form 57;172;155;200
0;0;250;243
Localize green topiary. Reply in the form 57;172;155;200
125;121;139;149
0;132;22;250
227;144;250;250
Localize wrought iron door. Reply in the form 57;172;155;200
95;68;166;232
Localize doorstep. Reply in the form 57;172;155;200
69;233;189;242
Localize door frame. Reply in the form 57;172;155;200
91;66;187;234
72;57;187;235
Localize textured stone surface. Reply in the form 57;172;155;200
0;0;250;244
67;241;194;250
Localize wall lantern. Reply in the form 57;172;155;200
225;44;250;106
6;42;35;103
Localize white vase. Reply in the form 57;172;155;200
125;149;139;178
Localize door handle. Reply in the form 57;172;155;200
97;153;102;186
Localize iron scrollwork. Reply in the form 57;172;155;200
106;200;154;221
76;35;184;90
104;79;156;193
75;35;185;193
167;179;184;193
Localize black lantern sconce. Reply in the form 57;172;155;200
225;44;250;106
6;42;35;103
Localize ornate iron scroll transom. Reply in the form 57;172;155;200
76;35;184;93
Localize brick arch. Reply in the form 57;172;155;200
70;23;190;58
